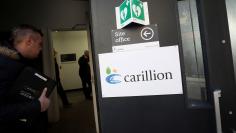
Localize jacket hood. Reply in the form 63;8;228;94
0;45;20;60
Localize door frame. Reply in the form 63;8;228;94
196;0;236;132
42;24;100;133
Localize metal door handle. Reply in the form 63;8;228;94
213;90;222;133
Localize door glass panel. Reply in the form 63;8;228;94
178;0;208;107
225;0;236;85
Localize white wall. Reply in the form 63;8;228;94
52;30;89;90
226;0;236;86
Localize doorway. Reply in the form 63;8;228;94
47;29;97;133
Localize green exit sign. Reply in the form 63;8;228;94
116;0;150;29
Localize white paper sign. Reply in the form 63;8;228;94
112;41;159;52
98;45;183;98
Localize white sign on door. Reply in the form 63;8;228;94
98;45;183;98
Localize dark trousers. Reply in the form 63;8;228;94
80;77;92;99
57;81;70;105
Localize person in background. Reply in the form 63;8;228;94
78;50;92;100
0;24;50;133
53;50;71;107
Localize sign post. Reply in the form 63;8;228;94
111;25;159;52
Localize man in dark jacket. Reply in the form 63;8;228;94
0;24;50;132
78;50;92;100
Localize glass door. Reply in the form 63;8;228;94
178;0;209;107
178;0;236;132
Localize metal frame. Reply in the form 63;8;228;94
213;90;222;133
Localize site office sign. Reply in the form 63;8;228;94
98;46;183;98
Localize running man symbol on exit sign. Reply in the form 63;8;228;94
116;0;150;29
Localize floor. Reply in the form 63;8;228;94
48;90;96;133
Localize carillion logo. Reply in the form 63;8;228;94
106;67;122;84
105;67;174;84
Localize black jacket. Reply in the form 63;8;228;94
0;45;41;132
78;55;91;81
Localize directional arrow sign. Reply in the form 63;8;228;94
111;24;159;52
143;31;151;37
141;27;154;40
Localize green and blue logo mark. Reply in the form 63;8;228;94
106;67;121;84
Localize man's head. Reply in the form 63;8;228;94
11;24;43;59
84;50;89;58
